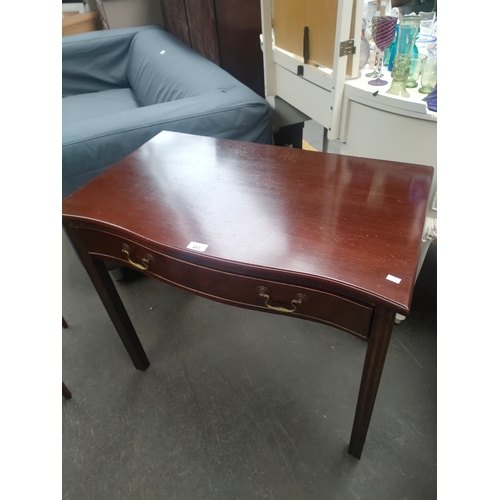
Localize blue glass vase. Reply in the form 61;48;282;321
386;15;421;98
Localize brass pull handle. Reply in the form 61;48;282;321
257;286;307;314
121;245;154;271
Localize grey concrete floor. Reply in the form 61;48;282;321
62;127;437;499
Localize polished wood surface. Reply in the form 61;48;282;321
63;131;432;316
62;131;432;459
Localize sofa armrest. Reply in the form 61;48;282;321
62;89;272;197
62;25;162;97
127;28;243;106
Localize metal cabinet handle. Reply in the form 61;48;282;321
121;245;154;271
257;286;307;314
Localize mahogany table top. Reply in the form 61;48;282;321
62;131;433;315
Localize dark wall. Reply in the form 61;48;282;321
160;0;265;97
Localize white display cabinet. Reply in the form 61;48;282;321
260;0;364;142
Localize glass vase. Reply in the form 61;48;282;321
406;53;427;88
419;57;437;94
386;15;421;98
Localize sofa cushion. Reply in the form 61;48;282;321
127;28;240;106
62;88;142;126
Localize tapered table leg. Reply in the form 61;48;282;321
348;307;395;459
62;382;72;399
64;224;150;371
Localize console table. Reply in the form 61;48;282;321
62;131;433;459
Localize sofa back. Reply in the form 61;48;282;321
63;26;157;98
127;28;240;106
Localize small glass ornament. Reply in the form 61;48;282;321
419;57;437;94
406;53;427;88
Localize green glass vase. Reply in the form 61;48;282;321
386;15;421;98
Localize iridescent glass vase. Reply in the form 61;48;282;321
387;15;421;97
419;57;437;94
406;53;427;88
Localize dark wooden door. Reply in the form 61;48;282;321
159;0;265;97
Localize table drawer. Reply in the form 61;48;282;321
78;227;373;339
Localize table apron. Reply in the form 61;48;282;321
75;226;374;339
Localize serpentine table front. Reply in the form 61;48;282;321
62;131;433;459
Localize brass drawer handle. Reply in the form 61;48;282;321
257;286;307;314
121;244;154;271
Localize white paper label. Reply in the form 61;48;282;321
386;274;401;284
187;241;208;252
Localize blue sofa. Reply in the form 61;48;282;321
62;25;273;198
